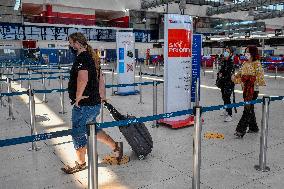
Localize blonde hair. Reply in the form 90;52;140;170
69;32;100;79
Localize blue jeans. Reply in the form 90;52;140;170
71;105;101;149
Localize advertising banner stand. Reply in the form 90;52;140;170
158;14;194;129
115;31;139;95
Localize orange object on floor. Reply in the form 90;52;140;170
102;154;130;165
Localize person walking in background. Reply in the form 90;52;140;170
62;32;123;174
234;54;240;68
217;47;235;122
232;45;266;138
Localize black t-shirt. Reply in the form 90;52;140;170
218;56;235;88
68;51;101;106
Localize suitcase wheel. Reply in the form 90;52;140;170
138;155;145;160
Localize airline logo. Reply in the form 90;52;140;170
169;19;191;24
168;29;192;57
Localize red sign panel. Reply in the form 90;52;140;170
168;29;192;57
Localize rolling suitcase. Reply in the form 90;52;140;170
104;102;153;160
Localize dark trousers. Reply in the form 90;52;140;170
221;87;233;116
236;91;259;133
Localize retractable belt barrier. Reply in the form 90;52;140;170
0;91;28;97
261;62;284;65
13;76;60;81
18;71;69;75
140;72;164;78
0;81;163;97
1;72;160;83
0;65;72;70
2;71;69;76
0;76;63;82
0;96;283;148
105;81;163;88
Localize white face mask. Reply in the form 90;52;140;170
245;53;251;60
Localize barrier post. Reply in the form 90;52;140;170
0;69;5;107
192;106;202;189
195;78;200;107
104;73;107;99
19;72;23;87
275;65;278;80
48;64;52;86
152;80;158;127
111;66;115;96
11;66;14;82
28;69;31;89
254;96;270;172
42;73;48;103
59;75;66;114
7;78;15;120
212;61;215;79
203;61;206;76
28;88;40;151
162;82;164;113
134;60;136;91
100;73;105;122
87;123;98;189
139;60;143;104
41;71;44;84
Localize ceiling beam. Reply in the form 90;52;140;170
141;0;176;10
207;0;284;16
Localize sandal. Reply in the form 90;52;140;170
113;142;123;164
61;161;87;174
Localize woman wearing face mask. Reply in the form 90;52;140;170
232;45;265;138
61;32;124;174
217;47;235;122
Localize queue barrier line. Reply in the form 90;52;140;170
261;62;284;65
140;72;164;77
0;129;72;147
13;76;60;81
2;71;69;77
202;99;263;113
0;81;163;97
33;88;68;94
270;96;284;102
18;71;69;75
0;108;194;147
0;76;64;82
0;91;28;97
2;71;164;79
105;81;163;88
0;65;72;69
1;96;283;148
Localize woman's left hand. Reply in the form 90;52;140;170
75;96;88;107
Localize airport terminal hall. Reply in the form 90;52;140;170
1;0;284;188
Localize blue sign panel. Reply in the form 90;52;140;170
119;62;124;73
191;34;202;102
119;48;124;60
